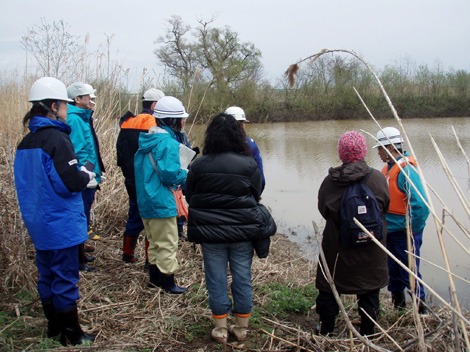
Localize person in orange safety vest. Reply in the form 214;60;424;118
374;127;430;314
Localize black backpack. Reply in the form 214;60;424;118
339;170;383;248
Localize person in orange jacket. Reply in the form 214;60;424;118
116;88;165;264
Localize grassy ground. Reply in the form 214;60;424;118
1;227;467;351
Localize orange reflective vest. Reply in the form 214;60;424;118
381;156;417;215
120;113;156;130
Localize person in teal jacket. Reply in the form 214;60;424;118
374;126;429;314
67;82;105;272
134;96;189;294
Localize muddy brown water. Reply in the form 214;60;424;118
245;117;470;309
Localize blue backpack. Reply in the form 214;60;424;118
339;170;383;248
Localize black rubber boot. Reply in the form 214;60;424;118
56;306;96;346
84;255;95;263
360;318;375;336
148;264;163;289
418;299;428;315
391;291;406;311
42;302;60;338
79;263;98;272
317;315;335;336
143;239;149;271
177;224;188;241
161;274;188;294
122;234;138;263
79;244;97;272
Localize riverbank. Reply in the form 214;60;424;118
1;227;468;351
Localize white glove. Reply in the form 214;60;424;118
87;178;98;189
80;165;96;181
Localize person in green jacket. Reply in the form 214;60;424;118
67;82;106;272
134;96;189;294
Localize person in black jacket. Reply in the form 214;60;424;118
186;113;270;344
116;88;165;264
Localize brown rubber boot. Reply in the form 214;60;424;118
211;315;228;343
229;314;250;341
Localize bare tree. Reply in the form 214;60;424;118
21;18;86;81
155;15;198;91
195;18;262;92
155;15;262;93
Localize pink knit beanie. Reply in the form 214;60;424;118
338;131;367;163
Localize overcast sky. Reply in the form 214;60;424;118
1;0;469;89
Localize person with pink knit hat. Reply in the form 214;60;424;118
315;131;390;336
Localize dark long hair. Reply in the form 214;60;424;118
22;100;55;126
157;118;183;132
203;113;250;156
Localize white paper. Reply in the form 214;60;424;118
179;143;196;168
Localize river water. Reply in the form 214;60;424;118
245;117;470;308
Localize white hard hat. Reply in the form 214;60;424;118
83;83;96;98
373;127;404;148
224;106;249;122
153;96;189;119
29;77;73;102
142;88;165;102
67;82;95;100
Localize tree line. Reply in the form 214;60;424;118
13;17;470;123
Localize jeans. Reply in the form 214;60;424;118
387;230;425;300
201;241;254;316
36;245;80;311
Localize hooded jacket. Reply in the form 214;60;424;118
14;116;90;250
316;161;390;294
186;152;268;246
67;104;105;182
134;127;187;219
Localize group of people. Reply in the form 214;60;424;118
14;76;429;346
14;77;270;346
316;128;429;336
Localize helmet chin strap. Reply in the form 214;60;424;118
161;118;177;130
37;101;61;120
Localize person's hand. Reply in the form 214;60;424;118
80;166;96;181
87;178;98;188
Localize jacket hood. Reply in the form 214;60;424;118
28;115;71;134
67;104;93;122
328;160;370;186
137;127;172;153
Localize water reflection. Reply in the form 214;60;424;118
248;117;470;308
